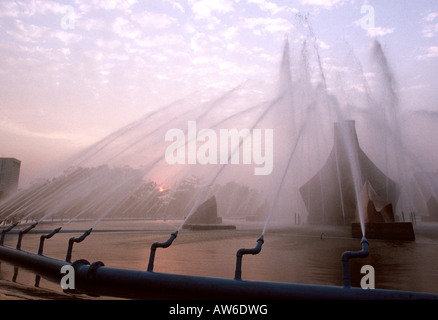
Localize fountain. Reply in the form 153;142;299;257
300;120;415;240
0;17;437;299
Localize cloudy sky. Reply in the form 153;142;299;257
1;0;437;187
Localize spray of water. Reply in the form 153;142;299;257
1;19;436;244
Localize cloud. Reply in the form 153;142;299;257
0;1;21;18
113;16;141;39
80;17;108;32
6;19;48;44
0;120;93;146
400;84;427;92
421;11;438;38
52;30;83;46
135;33;186;49
188;0;234;20
242;17;294;35
222;26;237;40
10;0;69;17
163;0;185;13
299;0;349;10
366;26;395;37
416;46;438;61
89;0;137;12
247;0;297;15
424;11;438;22
131;11;177;29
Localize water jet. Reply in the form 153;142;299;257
0;27;435;300
300;120;415;241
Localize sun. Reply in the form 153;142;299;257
159;187;165;193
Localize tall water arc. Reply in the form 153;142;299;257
0;35;421;241
0;20;437;299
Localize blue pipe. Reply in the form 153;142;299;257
65;228;93;262
38;227;62;255
147;231;178;272
235;236;264;280
16;222;38;250
342;236;369;288
0;222;19;245
0;244;437;300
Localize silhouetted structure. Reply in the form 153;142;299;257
183;196;235;230
423;196;438;222
0;158;21;200
185;196;222;225
300;121;399;226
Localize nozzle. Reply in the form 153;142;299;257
38;227;62;255
234;236;264;280
0;222;19;245
342;236;369;288
65;228;93;262
147;231;178;272
16;222;38;250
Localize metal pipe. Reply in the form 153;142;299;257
0;222;19;245
0;245;68;284
235;235;264;280
5;228;175;234
65;228;93;262
0;246;438;300
0;244;437;300
147;231;178;272
16;222;38;250
38;227;62;255
342;236;369;288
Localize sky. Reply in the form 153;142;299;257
0;0;437;188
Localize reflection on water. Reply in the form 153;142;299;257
1;219;438;298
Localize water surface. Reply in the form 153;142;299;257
1;220;437;298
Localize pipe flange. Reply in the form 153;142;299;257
71;259;90;270
82;261;105;297
62;259;89;295
87;261;105;280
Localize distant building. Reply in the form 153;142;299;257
0;158;21;200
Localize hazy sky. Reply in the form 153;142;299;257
1;0;437;187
